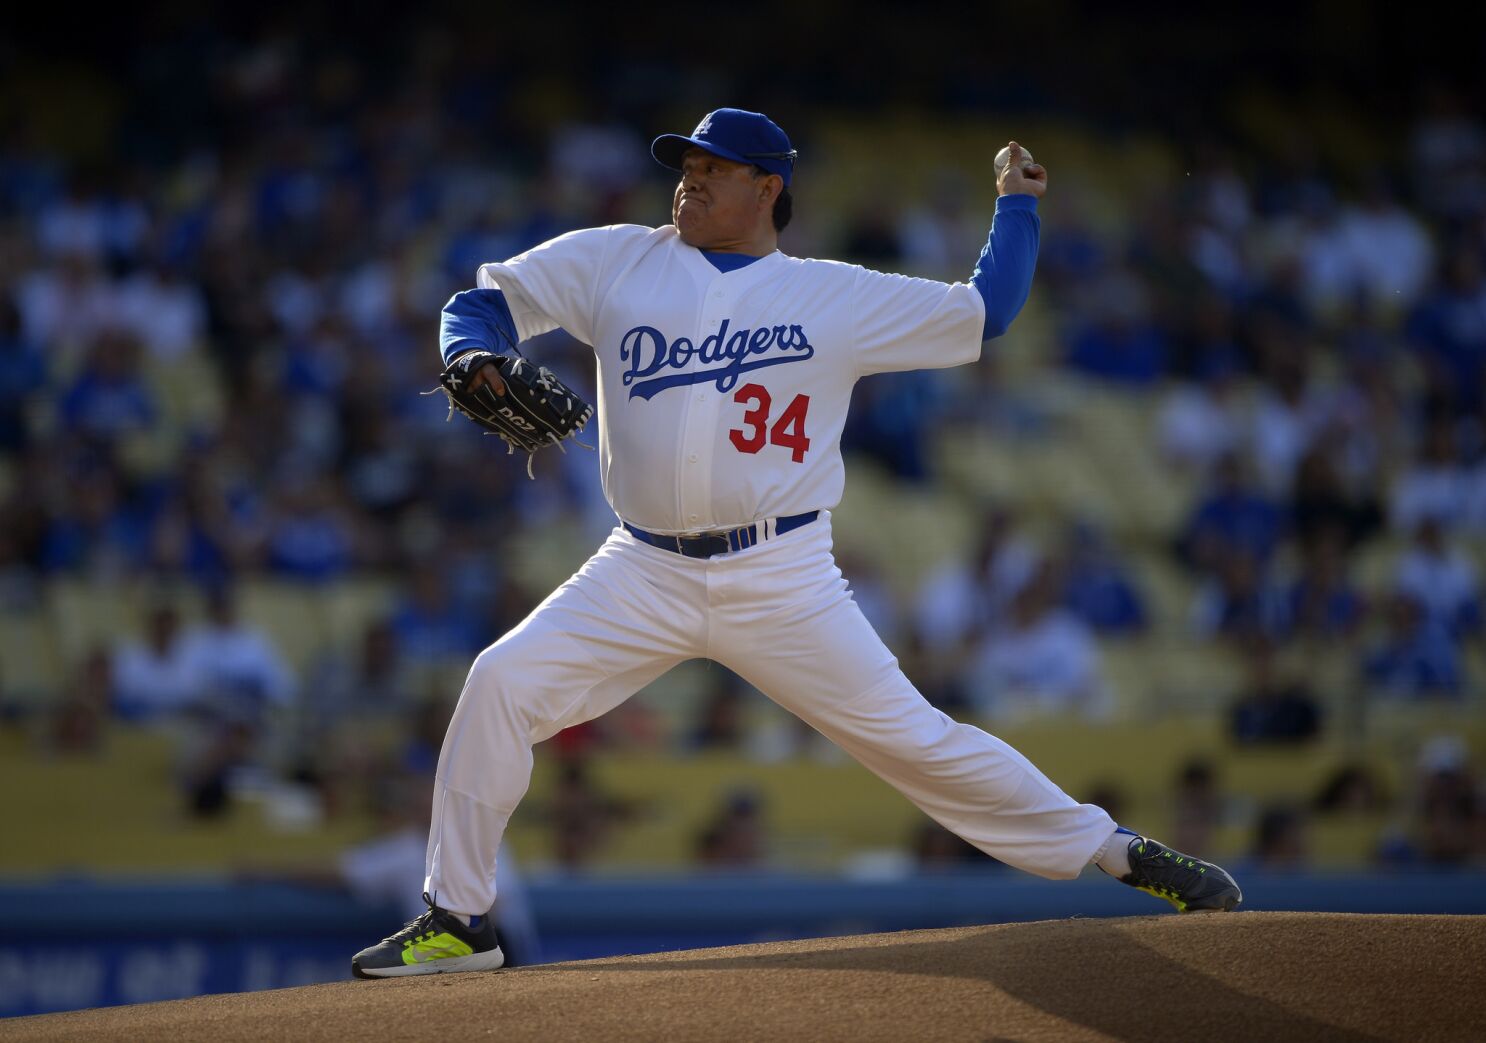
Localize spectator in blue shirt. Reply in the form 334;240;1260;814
1362;593;1462;697
840;370;943;482
1179;452;1286;576
40;459;149;574
58;333;155;440
388;568;487;664
1285;528;1366;639
1192;548;1289;641
0;298;43;451
1064;289;1169;385
265;478;355;582
1057;521;1147;635
1405;246;1486;412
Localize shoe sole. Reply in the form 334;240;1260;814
352;946;506;979
1184;886;1243;913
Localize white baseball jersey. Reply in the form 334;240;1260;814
476;224;985;534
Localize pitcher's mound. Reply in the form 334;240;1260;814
8;912;1483;1042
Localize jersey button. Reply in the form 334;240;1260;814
688;453;698;462
689;514;699;522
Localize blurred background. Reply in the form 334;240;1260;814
3;2;1485;1018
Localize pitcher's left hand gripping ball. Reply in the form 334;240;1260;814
432;349;594;476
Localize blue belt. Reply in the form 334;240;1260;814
623;511;819;559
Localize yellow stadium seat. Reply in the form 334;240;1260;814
0;610;65;701
48;578;147;662
142;347;227;433
1129;551;1195;632
237;579;330;675
1097;637;1162;720
1353;537;1405;596
321;575;399;649
1149;639;1246;714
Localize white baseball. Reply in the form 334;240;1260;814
994;144;1034;175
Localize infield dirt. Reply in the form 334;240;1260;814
5;912;1482;1042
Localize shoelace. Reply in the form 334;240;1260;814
1131;849;1206;895
380;892;447;943
382;911;436;944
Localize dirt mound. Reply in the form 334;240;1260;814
7;913;1482;1042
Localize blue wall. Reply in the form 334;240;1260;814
3;870;1484;1018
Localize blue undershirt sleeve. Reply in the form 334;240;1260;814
971;194;1040;341
439;287;520;366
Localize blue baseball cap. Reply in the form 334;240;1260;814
651;108;797;186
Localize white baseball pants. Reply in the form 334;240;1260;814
424;513;1116;915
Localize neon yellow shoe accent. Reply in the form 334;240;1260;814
401;931;476;965
1132;883;1188;912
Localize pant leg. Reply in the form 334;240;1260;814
708;515;1114;879
425;529;705;914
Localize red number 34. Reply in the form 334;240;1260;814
728;383;812;463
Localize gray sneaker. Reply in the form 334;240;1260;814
1120;836;1243;912
352;893;506;978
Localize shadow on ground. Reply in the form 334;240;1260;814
8;912;1483;1042
576;917;1379;1041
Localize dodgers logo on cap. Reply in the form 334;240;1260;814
651;108;798;186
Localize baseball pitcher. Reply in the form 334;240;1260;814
352;108;1242;978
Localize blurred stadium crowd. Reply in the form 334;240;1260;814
1;22;1484;877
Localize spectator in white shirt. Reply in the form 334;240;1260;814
180;584;296;716
1250;346;1326;496
1395;517;1481;637
113;603;204;722
1335;176;1435;312
1157;357;1246;475
113;260;208;362
914;507;1039;653
967;562;1111;720
1391;417;1472;534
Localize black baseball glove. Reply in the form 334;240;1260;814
430;349;594;477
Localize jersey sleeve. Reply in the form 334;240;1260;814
849;266;987;377
476;225;635;345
